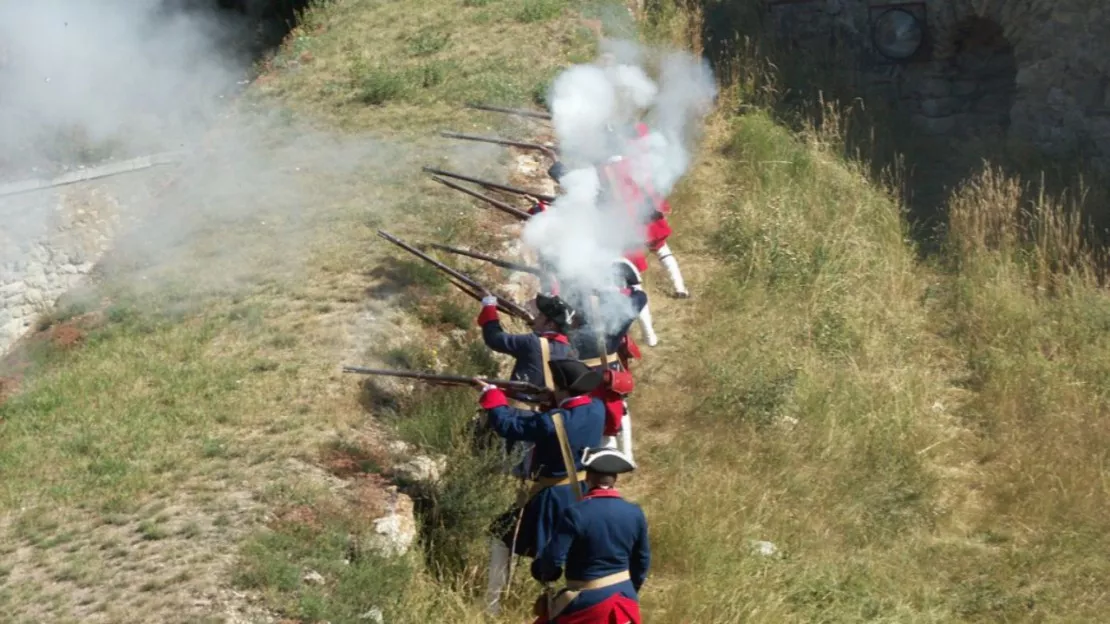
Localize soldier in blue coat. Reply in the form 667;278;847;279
478;292;577;400
476;359;606;616
530;448;649;624
569;260;648;461
478;292;579;475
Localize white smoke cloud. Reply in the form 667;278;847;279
0;1;416;310
524;39;716;333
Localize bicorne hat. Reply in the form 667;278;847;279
547;161;568;183
548;359;603;394
535;293;575;332
581;447;636;474
612;258;642;289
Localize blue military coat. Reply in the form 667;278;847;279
532;488;651;614
481;391;606;556
478;304;575;389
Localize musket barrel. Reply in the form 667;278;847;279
422;166;556;204
377;230;535;322
429;175;531;221
466;103;552;121
439;131;557;159
341;366;547;395
426;242;543;276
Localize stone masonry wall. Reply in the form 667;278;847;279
0;185;120;353
763;0;1110;168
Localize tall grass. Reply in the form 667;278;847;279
628;3;1110;621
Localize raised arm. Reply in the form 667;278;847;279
478;302;536;357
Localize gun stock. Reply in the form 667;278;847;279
429;175;531;221
422;166;556;204
465;103;552;121
377;230;535;323
440;131;557;160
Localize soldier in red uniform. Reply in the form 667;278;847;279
600;122;688;301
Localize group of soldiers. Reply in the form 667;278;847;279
463;118;688;623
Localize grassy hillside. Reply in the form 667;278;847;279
2;1;1109;623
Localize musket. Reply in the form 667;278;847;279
342;366;550;399
377;229;535;323
465;103;552;121
422;166;556;204
445;275;521;318
429;175;532;221
425;242;543;276
439;131;558;160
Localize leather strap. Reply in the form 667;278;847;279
523;471;588;500
550;571;633;618
566;570;632;591
551;411;584;503
539;337;554;390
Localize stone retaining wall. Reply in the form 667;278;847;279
0;185;120;353
762;0;1110;168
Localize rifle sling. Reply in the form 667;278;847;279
539;337;555;391
516;471;588;506
550;411;584;502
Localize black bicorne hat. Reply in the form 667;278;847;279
547;161;568;183
612;258;642;289
549;359;603;394
581;447;636;474
535;293;575;332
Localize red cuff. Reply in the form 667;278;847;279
479;387;509;410
477;305;500;327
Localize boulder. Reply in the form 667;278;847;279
366;487;417;557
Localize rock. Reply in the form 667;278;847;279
301;570;325;585
750;540;778;557
366;488;416;557
358;608;384;622
391;454;445;486
386;440;410;455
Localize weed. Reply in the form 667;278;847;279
137;520;169;541
407;29;450;57
515;0;564;23
201;437;231;459
355;68;407;106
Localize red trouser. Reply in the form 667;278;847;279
533;594;642;624
625;217;673;272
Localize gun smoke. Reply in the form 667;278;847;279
0;1;413;313
521;39;716;334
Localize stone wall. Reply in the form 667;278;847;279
762;0;1110;167
0;185;119;353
